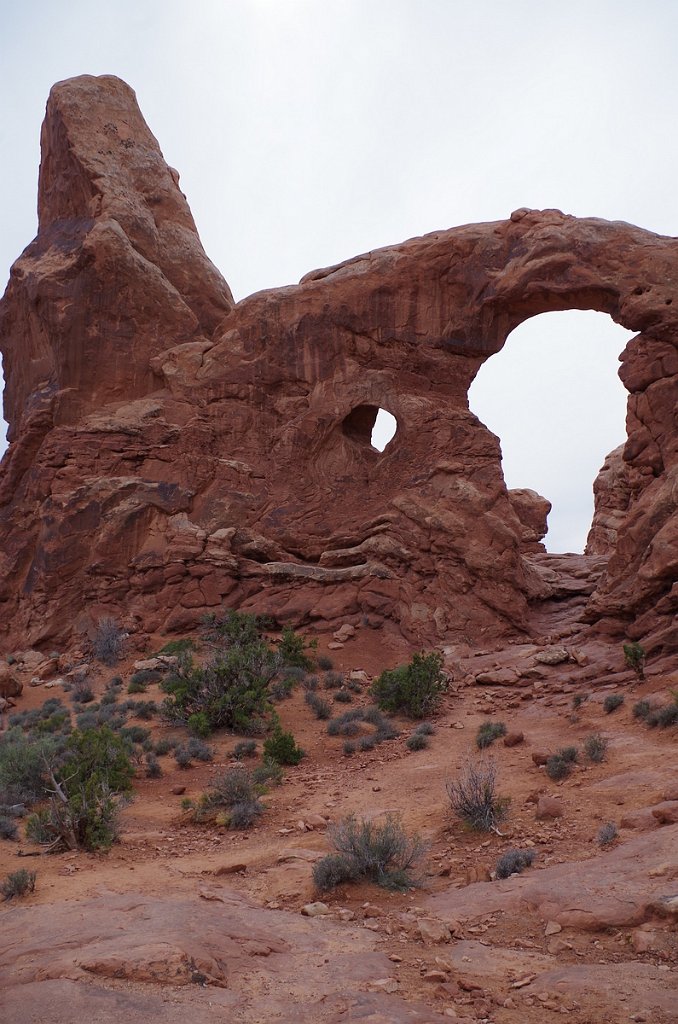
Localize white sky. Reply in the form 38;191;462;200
1;1;676;552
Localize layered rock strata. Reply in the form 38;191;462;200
0;75;677;651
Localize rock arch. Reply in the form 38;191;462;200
0;77;676;654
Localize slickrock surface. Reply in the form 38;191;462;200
0;75;677;653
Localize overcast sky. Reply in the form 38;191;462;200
2;1;675;552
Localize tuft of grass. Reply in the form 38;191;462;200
313;814;427;892
317;655;334;671
343;740;356;757
233;739;257;760
597;821;618;847
305;691;332;720
406;731;429;751
333;688;352;704
186;738;214;762
632;699;652;721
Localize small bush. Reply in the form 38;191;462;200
263;726;305;766
100;690;118;707
343;740;356;756
333;689;352;704
358;736;376;752
71;681;94;704
370;651;447;719
476;721;507;749
646;702;678;728
187;711;211;738
157;638;195;656
1;869;36;900
447;759;508;831
301;675;319;692
406;732;429;751
545;754;573;781
279;626;316;670
414;722;435;736
0;815;18;840
495;848;536;880
186;738;214;762
324;671;345;690
120;725;150;745
233;739;257;760
92;617;124;666
131;700;157;721
559;746;579;763
313;814;427;892
154;738;172;756
317;655;334;671
174;746;192;768
270;677;295;701
584;733;608;763
632;699;652;720
597;821;618;847
623;641;646;680
251;756;283;787
204;768;264;828
127;679;148;695
603;693;624;714
145;754;162;778
305;692;332;720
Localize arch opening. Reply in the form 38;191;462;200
342;405;397;452
469;310;634;554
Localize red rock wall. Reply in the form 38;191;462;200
0;76;676;652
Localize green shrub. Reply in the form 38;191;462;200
313;815;427;892
546;753;573;780
632;699;652;720
201;768;264;828
206;609;272;647
476;721;507;749
495;848;535;879
162;643;280;736
157;638;195;656
370;651;446;719
270;676;295;701
447;759;508;831
317;655;334;671
584;733;608;763
127;679;148;695
279;626;316;670
263;725;305;766
623;641;645;680
603;693;624;714
251;756;283;787
1;869;36;901
0;729;58;805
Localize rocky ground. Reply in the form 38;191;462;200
1;557;677;1024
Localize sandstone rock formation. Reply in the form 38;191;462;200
0;75;677;652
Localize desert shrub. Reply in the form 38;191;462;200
646;703;678;728
162;643;280;736
597;821;618;846
333;688;352;704
327;717;361;737
71;680;94;704
301;675;319;692
203;767;264;828
251;756;283;787
233;739;257;760
584;733;608;763
263;725;304;766
0;815;18;840
495;848;536;879
174;746;192;768
0;729;57;805
127;679;147;695
603;693;624;714
414;722;435;736
406;731;429;751
572;693;589;711
1;869;36;900
476;720;507;749
157;638;195;656
370;651;446;719
346;678;363;694
324;671;345;690
145;754;162;778
131;700;157;721
279;626;316;670
270;676;295;701
100;690;118;707
447;759;508;831
305;692;332;720
317;655;334;671
206;609;271;647
26;726;134;852
313;814;427;892
623;641;646;680
545;754;573;780
92;617;123;666
343;740;356;756
632;699;652;720
120;725;150;745
358;736;376;752
186;738;214;762
154;738;172;756
559;746;579;763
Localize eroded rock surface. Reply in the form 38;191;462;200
0;75;677;652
